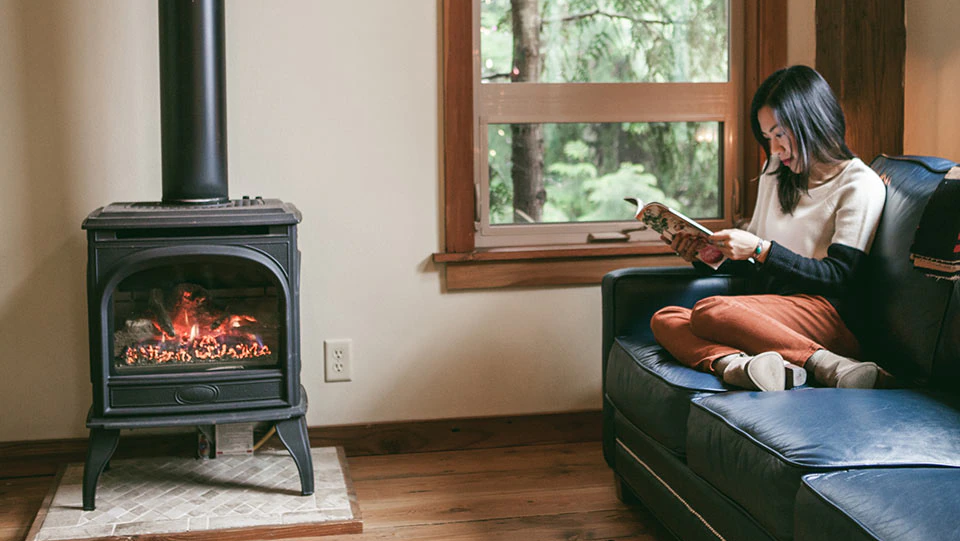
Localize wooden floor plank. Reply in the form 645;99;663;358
313;509;669;541
0;477;51;541
355;484;629;529
2;442;672;541
347;442;601;481
354;459;613;500
346;441;670;535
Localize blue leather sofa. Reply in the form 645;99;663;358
601;155;960;541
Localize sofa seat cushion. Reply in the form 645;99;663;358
796;468;960;541
686;389;960;541
605;337;729;457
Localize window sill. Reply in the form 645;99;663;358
432;243;686;290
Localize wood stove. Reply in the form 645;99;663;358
80;0;312;511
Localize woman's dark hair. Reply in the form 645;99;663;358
750;65;854;214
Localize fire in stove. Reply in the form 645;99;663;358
115;283;276;367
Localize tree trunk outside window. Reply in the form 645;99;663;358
510;0;545;222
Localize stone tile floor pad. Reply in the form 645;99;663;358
30;447;358;541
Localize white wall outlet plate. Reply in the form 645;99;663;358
324;338;352;382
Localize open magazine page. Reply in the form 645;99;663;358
628;200;727;270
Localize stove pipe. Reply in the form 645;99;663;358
159;0;228;204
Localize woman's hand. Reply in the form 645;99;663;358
663;232;704;263
709;229;763;261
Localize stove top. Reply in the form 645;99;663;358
83;197;301;229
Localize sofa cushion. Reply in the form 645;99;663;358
605;337;728;457
796;468;960;541
686;389;960;541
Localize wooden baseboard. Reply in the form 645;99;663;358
0;410;601;478
303;410;602;456
0;432;198;479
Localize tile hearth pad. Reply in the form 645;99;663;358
29;447;361;541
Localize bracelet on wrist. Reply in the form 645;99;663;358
754;240;764;257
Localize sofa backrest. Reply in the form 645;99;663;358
863;155;959;389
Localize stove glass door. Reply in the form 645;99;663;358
110;257;283;373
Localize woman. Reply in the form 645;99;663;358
651;65;887;391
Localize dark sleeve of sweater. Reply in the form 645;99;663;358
693;258;759;276
759;240;868;297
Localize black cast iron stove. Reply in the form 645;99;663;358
80;0;313;510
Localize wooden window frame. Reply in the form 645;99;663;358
435;0;785;289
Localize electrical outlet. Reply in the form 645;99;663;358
324;339;352;382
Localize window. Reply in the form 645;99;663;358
477;0;736;248
438;0;785;288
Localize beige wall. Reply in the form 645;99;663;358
1;1;162;440
905;0;960;160
787;0;816;68
0;1;953;442
0;0;603;442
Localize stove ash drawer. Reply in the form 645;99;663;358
109;379;285;410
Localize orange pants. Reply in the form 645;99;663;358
650;294;861;373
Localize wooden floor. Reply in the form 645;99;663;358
1;441;673;541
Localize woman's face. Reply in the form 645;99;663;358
758;106;801;173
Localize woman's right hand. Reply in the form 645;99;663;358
664;232;702;263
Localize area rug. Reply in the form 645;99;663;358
26;447;362;541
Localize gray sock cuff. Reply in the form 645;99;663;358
713;352;746;374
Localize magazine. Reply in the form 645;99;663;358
625;198;727;270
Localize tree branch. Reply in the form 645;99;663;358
482;72;514;82
545;10;676;26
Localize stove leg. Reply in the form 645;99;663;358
275;416;314;496
83;428;120;511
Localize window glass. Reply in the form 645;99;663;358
480;0;729;84
487;121;721;225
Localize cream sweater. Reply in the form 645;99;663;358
746;157;886;259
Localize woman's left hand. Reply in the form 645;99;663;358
709;229;761;261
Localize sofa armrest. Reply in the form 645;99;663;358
600;266;746;469
601;266;747;370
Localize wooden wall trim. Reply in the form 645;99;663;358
741;0;787;219
305;410;601;457
816;0;905;161
0;411;602;478
0;433;197;479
